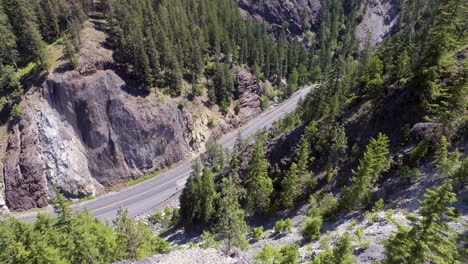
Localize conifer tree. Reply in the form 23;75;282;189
215;173;249;253
310;233;356;264
384;183;459;264
64;35;79;69
245;141;273;215
280;162;300;208
200;168;217;224
0;4;17;66
340;133;390;209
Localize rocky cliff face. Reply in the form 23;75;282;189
238;0;399;46
237;0;321;37
2;20;264;212
4;67;195;211
356;0;399;47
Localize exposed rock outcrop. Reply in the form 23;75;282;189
2;20;265;212
4;68;195;211
237;0;321;37
356;0;399;47
234;66;264;121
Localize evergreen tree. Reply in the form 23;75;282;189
63;35;79;69
280;162;300;208
340;133;390;209
245;141;273;215
215;173;249;253
0;4;17;66
310;233;356;264
200;168;217;224
384;183;459;264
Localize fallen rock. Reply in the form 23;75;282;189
409;122;444;143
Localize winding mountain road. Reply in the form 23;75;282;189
17;85;314;223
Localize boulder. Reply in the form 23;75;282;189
409;122;443;143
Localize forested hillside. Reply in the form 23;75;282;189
0;0;92;114
0;0;466;263
173;0;467;262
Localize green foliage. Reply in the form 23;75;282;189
280;163;300;208
199;231;220;249
302;216;322;241
251;226;264;240
409;138;430;162
309;193;338;220
245;141;273;215
10;104;22;120
0;190;169;263
113;208;171;260
179;161;217;227
399;124;411;146
310;233;356;264
234;103;241;115
149;212;162;224
274;219;293;234
340;133;390;210
254;244;282;264
63;35;78;69
383;183;460;264
177;100;185;110
104;0;310;99
215;173;249;252
261;95;270;111
254;244;300;264
0;65;23;102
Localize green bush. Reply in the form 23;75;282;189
149;212;163;224
274;219;292;234
178;100;185;110
200;231;220;249
302;216;322;241
10;104;22;120
251;226;264;240
279;244;300;264
410;138;430;161
261;95;269;111
234;103;241;115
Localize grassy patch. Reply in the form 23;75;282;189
127;171;161;187
73;196;96;204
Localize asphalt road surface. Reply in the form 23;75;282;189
18;85;314;223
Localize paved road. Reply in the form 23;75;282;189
18;86;313;223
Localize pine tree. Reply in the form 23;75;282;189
384;183;459;264
0;4;17;66
245;141;273;215
200;168;217;224
434;135;450;172
280;162;300;208
340;133;390;209
311;233;356;264
63;35;79;69
215;173;249;253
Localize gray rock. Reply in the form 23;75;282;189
237;0;321;37
3;69;194;211
409;122;444;143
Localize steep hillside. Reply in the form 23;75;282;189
237;0;321;37
1;17;267;211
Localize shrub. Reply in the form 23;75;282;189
399;124;411;146
10;104;22;120
410;138;430;161
251;226;264;240
261;95;269;111
279;244;300;264
302;216;322;241
274;219;292;234
200;231;220;249
254;244;281;264
234;103;241;115
207;118;216;128
149;212;163;224
178;100;185;110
